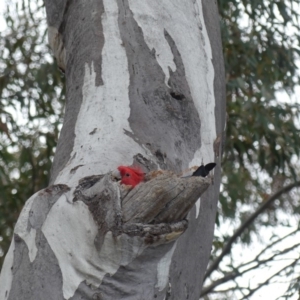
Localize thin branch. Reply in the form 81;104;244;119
206;285;247;294
204;181;300;281
238;227;299;269
240;258;300;300
201;271;240;296
201;242;300;297
206;258;300;299
275;275;300;300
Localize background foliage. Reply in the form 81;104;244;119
0;0;64;264
205;0;300;298
0;0;299;299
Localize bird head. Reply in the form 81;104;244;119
114;165;145;187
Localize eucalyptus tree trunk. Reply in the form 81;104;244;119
0;0;225;299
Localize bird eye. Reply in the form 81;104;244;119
126;173;130;177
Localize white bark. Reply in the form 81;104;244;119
0;0;225;299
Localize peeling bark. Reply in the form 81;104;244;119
0;0;225;299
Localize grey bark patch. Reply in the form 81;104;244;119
44;0;68;29
8;232;64;300
169;91;185;101
69;244;172;299
29;184;70;230
59;1;104;86
167;0;226;298
74;174;104;191
48;0;105;183
213;134;222;158
89;128;97;135
70;282;104;300
70;164;84;174
74;175;122;246
122;221;188;245
100;243;173;299
133;153;158;172
117;0;201;173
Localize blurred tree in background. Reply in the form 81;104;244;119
203;0;300;299
0;0;299;299
0;0;64;265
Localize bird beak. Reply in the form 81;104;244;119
111;169;121;181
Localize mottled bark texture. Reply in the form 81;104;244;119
0;0;225;299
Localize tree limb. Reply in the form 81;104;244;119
203;181;300;282
240;258;300;300
201;241;300;296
